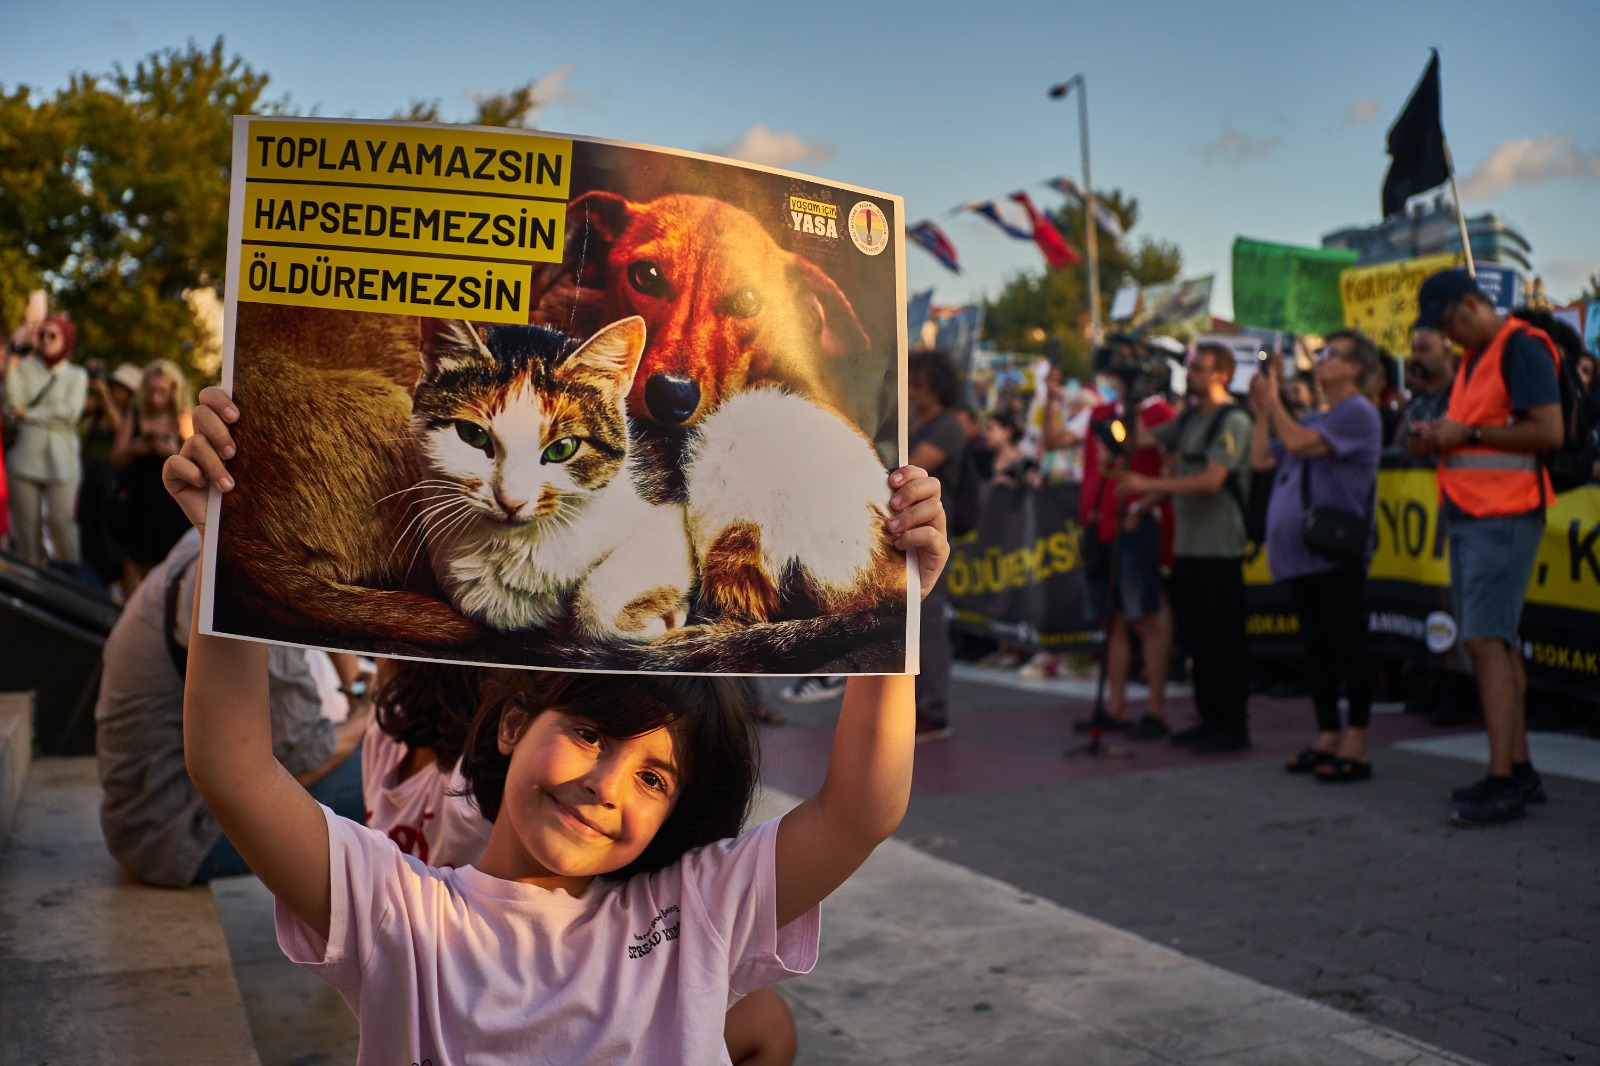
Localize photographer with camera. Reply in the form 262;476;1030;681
5;314;89;569
1073;349;1178;739
1120;342;1255;754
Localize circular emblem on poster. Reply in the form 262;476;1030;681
1424;611;1458;654
847;201;889;256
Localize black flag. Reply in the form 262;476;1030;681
1382;50;1450;218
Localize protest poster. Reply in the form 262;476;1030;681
201;116;911;675
1129;275;1214;341
1340;253;1521;356
1230;237;1357;335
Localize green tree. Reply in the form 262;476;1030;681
1;39;546;379
981;189;1182;377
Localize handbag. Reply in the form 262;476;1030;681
2;368;59;451
1300;456;1372;562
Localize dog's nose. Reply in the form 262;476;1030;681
644;373;701;425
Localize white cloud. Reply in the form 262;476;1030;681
530;64;582;110
1459;135;1600;199
715;124;836;168
1199;122;1282;165
1343;98;1380;126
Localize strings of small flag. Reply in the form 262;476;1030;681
904;178;1123;274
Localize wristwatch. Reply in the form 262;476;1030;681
339;675;372;701
1467;426;1483;446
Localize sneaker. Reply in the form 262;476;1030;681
1169;722;1212;746
1072;711;1132;735
1127;715;1170;741
914;716;952;743
1450;770;1547;806
1450;776;1527;827
1191;730;1252;755
780;675;847;703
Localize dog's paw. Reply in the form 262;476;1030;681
613;585;690;640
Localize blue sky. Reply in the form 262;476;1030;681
12;0;1599;319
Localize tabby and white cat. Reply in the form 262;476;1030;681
415;316;692;638
219;307;690;645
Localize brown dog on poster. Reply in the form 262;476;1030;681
531;192;884;498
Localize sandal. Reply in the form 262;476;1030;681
1286;748;1336;774
1314;756;1372;783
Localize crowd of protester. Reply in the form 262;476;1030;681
2;316;194;600
791;268;1597;830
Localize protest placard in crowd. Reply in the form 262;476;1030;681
202;116;911;675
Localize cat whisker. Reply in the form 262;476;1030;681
371;481;465;507
403;503;477;584
390;497;471;565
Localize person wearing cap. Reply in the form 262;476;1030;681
1409;269;1564;827
4;314;89;569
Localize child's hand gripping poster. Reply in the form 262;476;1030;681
200;117;913;675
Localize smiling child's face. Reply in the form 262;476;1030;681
478;704;681;894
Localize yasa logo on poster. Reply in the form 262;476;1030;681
789;196;838;239
848;201;888;255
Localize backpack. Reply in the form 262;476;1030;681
1178;403;1271;543
1506;309;1598;494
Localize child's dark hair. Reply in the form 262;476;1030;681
372;660;487;771
458;669;761;880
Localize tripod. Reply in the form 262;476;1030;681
1066;498;1133;760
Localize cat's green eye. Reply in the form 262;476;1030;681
541;436;580;464
725;287;762;318
455;421;493;456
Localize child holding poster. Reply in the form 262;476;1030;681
163;385;947;1065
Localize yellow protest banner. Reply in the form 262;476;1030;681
1370;469;1600;613
244;120;572;198
236;245;532;324
245;182;565;262
1340;252;1466;356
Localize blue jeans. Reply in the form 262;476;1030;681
192;743;365;883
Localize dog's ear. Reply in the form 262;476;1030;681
564;191;633;290
788;256;870;358
420;319;494;378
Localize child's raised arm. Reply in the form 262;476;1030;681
774;466;948;928
164;387;335;939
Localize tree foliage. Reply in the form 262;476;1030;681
0;38;545;380
982;189;1182;377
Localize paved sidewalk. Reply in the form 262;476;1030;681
759;789;1482;1066
760;673;1600;1066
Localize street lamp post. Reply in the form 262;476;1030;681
1048;74;1101;346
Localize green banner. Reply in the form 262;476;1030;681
1231;237;1358;335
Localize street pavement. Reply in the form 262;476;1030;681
759;668;1600;1066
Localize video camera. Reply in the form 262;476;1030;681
1088;336;1171;454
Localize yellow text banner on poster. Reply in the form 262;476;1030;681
245;182;566;262
1340;252;1466;356
1368;469;1600;613
245;121;573;199
237;245;532;324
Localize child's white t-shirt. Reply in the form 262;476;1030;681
277;807;820;1066
360;716;493;869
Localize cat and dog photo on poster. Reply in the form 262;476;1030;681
202;117;913;675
